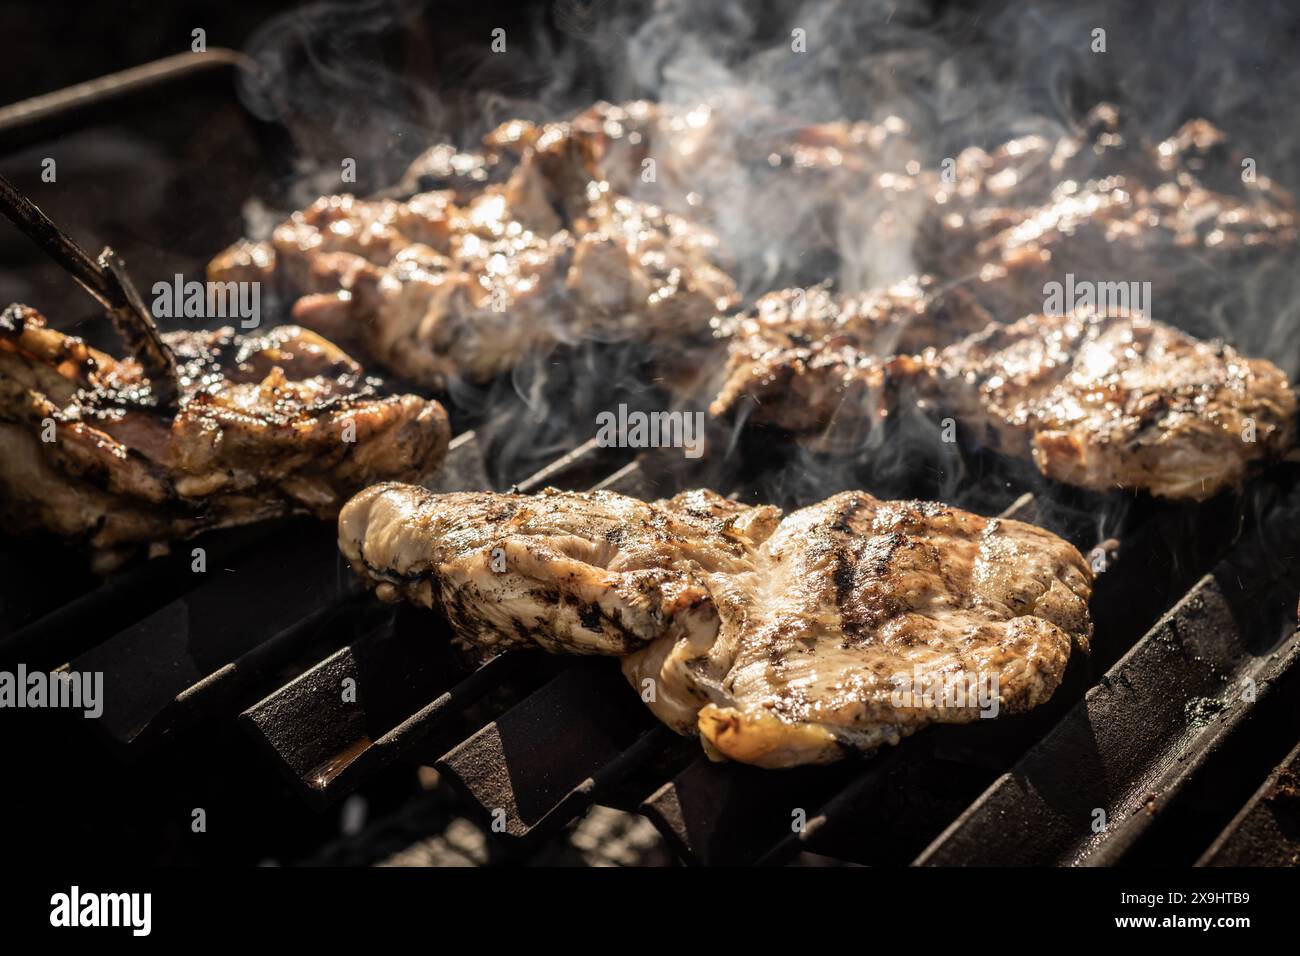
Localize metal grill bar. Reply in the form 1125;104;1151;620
426;458;706;839
73;524;354;751
0;522;269;671
513;438;629;494
426;430;492;493
1198;740;1300;867
0;50;256;136
641;756;862;866
241;617;560;805
237;438;627;805
753;732;1000;866
436;660;666;842
63;431;487;753
590;460;664;498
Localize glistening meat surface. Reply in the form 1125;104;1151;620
339;483;1093;768
918;106;1298;323
210;142;737;389
0;305;449;569
933;308;1297;501
709;284;1296;500
709;276;992;433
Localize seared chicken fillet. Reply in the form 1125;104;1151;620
712;288;1295;498
933;308;1297;501
0;304;449;567
921;107;1298;321
702;103;1297;496
339;483;1092;768
338;484;774;656
242;98;922;378
210;143;737;389
405;101;925;291
559;101;926;289
710;276;992;432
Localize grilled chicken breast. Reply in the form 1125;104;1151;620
703;102;1297;496
561;102;925;285
210;142;737;389
0;304;449;568
338;484;776;656
339;483;1092;768
403;101;924;291
638;490;1092;768
712;286;1295;498
933;308;1297;500
921;106;1298;321
710;276;992;432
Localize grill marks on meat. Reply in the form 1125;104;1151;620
0;304;449;567
934;309;1297;501
672;492;1092;767
213;100;925;402
703;105;1297;497
710;287;1295;498
210;130;737;389
339;484;1092;768
710;277;992;432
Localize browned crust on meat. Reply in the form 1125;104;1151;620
709;278;991;433
339;483;1092;768
0;305;449;562
936;308;1296;500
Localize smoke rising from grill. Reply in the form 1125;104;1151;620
234;0;1300;509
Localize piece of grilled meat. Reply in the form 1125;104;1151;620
0;304;449;569
339;484;774;656
932;308;1296;501
542;101;927;291
339;483;1092;768
709;280;1295;498
211;142;737;390
710;276;992;433
404;101;928;293
921;106;1298;323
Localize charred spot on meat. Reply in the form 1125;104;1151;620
709;276;993;434
931;307;1296;501
708;278;1295;499
555;101;927;291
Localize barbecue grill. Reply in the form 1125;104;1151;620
3;3;1300;872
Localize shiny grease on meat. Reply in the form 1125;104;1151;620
932;308;1296;501
919;105;1299;321
210;135;738;389
339;483;1092;768
0;304;450;568
709;276;992;433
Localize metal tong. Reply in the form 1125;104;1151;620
0;171;180;411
